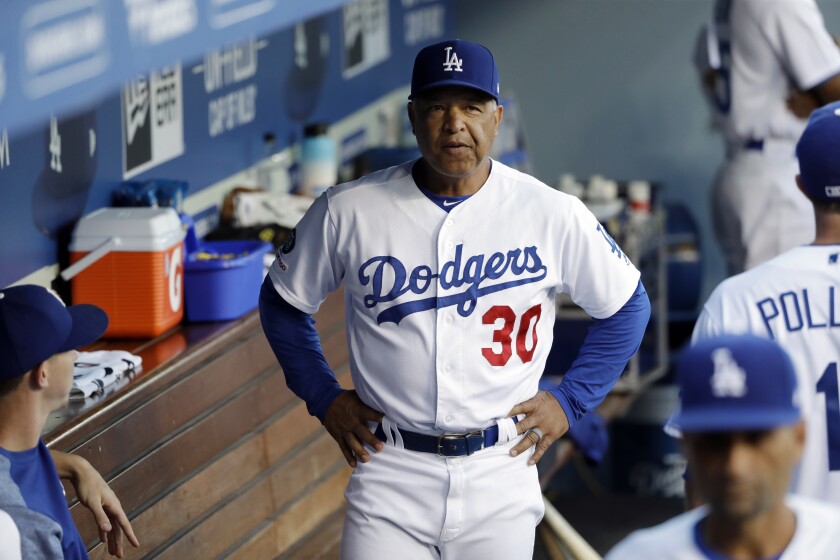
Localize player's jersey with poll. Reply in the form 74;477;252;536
605;494;840;559
694;246;840;503
709;0;840;147
267;160;640;433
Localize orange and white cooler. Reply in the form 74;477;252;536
63;208;186;338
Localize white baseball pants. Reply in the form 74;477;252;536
340;422;544;560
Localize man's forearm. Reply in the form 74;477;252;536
549;280;651;427
259;277;344;421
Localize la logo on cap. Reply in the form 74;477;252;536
443;46;463;72
710;347;747;398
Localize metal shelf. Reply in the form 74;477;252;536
555;208;669;394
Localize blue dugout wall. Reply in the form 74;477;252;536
0;0;453;287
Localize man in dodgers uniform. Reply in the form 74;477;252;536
691;101;840;505
259;39;650;559
607;335;840;559
698;0;840;274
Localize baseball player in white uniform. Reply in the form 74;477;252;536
699;0;840;274
259;39;650;559
691;101;840;504
607;335;840;560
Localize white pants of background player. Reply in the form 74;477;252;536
712;140;815;276
341;417;544;560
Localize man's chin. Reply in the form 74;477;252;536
431;159;485;179
711;497;762;521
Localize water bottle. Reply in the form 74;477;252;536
256;133;291;193
300;123;337;198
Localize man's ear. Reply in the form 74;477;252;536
407;101;416;135
792;420;807;460
29;362;49;390
796;175;806;195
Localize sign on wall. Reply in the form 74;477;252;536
122;65;185;179
342;0;390;79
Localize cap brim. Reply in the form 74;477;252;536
60;304;108;352
409;80;498;101
673;408;801;433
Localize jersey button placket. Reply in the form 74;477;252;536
436;216;458;429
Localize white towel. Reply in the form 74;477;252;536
71;351;142;400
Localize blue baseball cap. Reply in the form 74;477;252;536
796;101;840;202
409;39;500;102
671;334;801;433
0;285;108;380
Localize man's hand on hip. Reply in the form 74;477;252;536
324;390;384;467
507;391;570;465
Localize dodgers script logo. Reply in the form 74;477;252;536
443;46;463;72
359;244;547;325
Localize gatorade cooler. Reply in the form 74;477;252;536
64;208;186;338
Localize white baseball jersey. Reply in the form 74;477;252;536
605;494;840;559
710;0;840;147
694;245;840;503
267;160;640;433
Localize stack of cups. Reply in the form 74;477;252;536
587;175;619;203
627;180;652;221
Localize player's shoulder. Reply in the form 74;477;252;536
709;246;816;299
490;160;586;210
0;454;24;507
786;494;840;552
740;0;814;11
741;0;819;21
788;493;840;523
490;160;549;189
605;508;706;559
326;160;415;204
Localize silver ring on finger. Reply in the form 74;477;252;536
529;427;543;440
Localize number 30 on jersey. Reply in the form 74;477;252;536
482;304;542;366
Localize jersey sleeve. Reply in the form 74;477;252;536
266;191;344;314
5;506;63;560
550;281;650;425
558;197;641;319
762;0;840;90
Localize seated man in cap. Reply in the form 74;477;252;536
0;285;139;559
606;334;840;559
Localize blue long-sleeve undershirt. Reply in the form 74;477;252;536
549;280;650;428
259;277;343;422
259;276;650;427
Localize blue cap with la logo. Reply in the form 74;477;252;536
797;100;840;201
671;334;801;433
409;39;500;102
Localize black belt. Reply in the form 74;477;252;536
374;418;518;457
